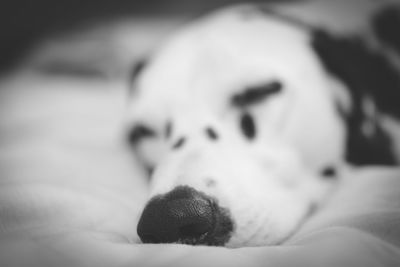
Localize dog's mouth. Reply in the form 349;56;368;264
137;185;234;246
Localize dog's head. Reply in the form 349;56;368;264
127;4;400;247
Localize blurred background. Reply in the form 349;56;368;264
0;0;291;77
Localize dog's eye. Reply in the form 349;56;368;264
127;124;157;145
232;81;283;107
240;112;256;140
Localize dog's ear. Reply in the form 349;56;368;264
311;29;399;166
311;29;400;118
373;5;400;56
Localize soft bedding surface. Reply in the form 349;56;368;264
0;72;147;235
1;13;400;267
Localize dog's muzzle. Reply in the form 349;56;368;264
137;185;233;246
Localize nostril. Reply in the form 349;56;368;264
137;186;233;246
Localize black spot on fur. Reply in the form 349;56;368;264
240;113;256;140
127;124;156;145
373;6;400;56
172;137;186;150
321;167;336;178
232;81;283;108
165;121;173;139
146;166;155;179
130;59;147;81
205;127;219;141
312;30;398;165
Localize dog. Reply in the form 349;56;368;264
126;0;400;247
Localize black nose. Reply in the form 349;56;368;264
137;186;233;246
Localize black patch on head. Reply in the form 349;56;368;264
311;30;398;165
205;127;219;141
172;137;186;150
346;118;396;165
373;6;400;56
240;113;256;140
127;124;157;145
232;81;283;108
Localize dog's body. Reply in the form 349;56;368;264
127;0;400;247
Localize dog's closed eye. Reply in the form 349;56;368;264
127;124;157;145
231;80;283;107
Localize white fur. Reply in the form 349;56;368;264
128;5;347;247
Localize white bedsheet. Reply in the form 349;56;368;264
0;72;147;243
